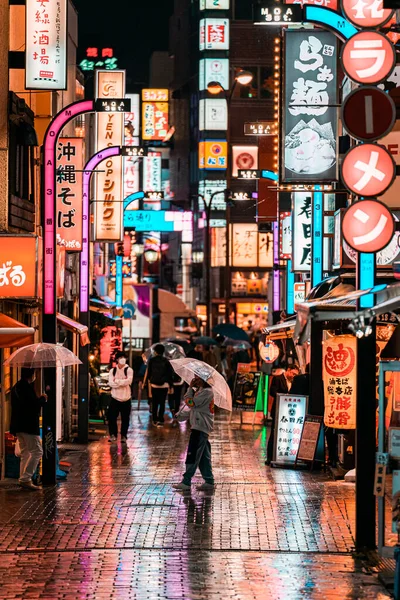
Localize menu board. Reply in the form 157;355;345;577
273;394;308;466
296;415;323;463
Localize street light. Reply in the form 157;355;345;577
205;69;254;324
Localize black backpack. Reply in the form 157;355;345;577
112;366;129;378
149;356;170;386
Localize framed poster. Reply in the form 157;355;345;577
232;368;261;411
273;394;308;466
296;415;324;467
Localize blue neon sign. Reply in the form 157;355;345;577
286;260;295;315
304;6;357;41
312;187;323;288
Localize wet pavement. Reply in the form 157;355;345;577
0;407;392;599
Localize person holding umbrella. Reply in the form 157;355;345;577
173;375;215;491
10;368;47;490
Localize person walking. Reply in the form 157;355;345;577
10;368;47;490
173;376;215;491
108;351;133;443
143;344;174;427
265;363;299;466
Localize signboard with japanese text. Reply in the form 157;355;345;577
199;99;228;131
100;325;122;365
232;146;258;177
79;47;118;72
198;180;226;210
254;2;303;25
341;144;396;197
124;94;140;201
94;70;125;242
273;394;308;466
280;211;292;259
142;89;168;102
244;122;277;136
294;282;306;309
124;210;193;232
211;227;226;267
199;140;228;170
199;18;229;51
232;224;258;267
342;199;395;254
199;58;230;92
56;138;84;251
292;192;312;272
282;31;338;183
341;0;394;27
26;0;67;90
342;31;395;86
142;101;169;141
143;152;162;193
200;0;229;8
0;236;39;298
322;335;356;429
296;415;323;463
232;370;261;411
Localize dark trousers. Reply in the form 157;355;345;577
183;430;214;485
151;387;168;423
108;398;131;437
169;385;183;414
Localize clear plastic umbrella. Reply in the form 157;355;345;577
144;342;185;363
170;358;232;411
4;343;82;368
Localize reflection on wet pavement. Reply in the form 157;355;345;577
0;410;391;598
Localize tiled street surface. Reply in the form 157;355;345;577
0;408;391;599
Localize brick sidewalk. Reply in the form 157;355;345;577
0;409;391;599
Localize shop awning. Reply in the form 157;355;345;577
57;313;90;347
262;319;296;340
0;313;35;348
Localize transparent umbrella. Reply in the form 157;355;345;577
144;342;185;363
4;343;82;368
170;358;232;411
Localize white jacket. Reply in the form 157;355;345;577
108;366;133;401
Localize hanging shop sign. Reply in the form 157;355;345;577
199;18;229;51
244;121;277;136
94;70;125;242
142;89;168;102
292;192;312;272
198;180;226;210
342;199;395;254
0;236;39;298
199;58;230;92
342;87;396;142
259;340;280;363
322;335;357;430
254;2;303;25
341;143;396;197
199;99;228;131
142;100;169;141
26;0;67;90
341;31;396;85
341;0;394;29
198;140;228;170
232;146;258;177
294;282;306;309
56;138;84;251
124;94;140;201
143;151;162;193
280;211;292;260
282;31;338;183
200;0;230;8
79;47;118;72
273;394;308;466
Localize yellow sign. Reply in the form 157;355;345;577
322;335;357;429
199;141;227;170
142;89;169;102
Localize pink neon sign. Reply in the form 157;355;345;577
43;100;94;315
80;146;121;313
273;221;280;312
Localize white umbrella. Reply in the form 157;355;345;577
144;342;185;363
170;358;232;411
4;343;82;368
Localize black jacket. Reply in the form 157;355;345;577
9;379;46;436
145;355;174;387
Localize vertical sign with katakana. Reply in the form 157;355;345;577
26;0;67;90
282;30;338;183
56;138;84;251
124;94;140;203
94;70;125;242
292;192;312;272
322;335;357;429
273;394;308;466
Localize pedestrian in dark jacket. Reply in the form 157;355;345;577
143;344;174;426
10;368;47;490
265;364;299;465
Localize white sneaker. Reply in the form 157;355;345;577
172;482;191;491
108;435;117;442
197;482;215;491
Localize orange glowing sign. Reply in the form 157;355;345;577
0;236;38;298
142;89;169;102
142;102;169;141
198;140;228;170
323;335;356;429
56;138;84;251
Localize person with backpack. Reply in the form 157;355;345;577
108;351;134;443
143;344;174;427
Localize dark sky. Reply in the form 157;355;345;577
73;0;175;85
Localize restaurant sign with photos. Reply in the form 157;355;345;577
282;31;338;183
